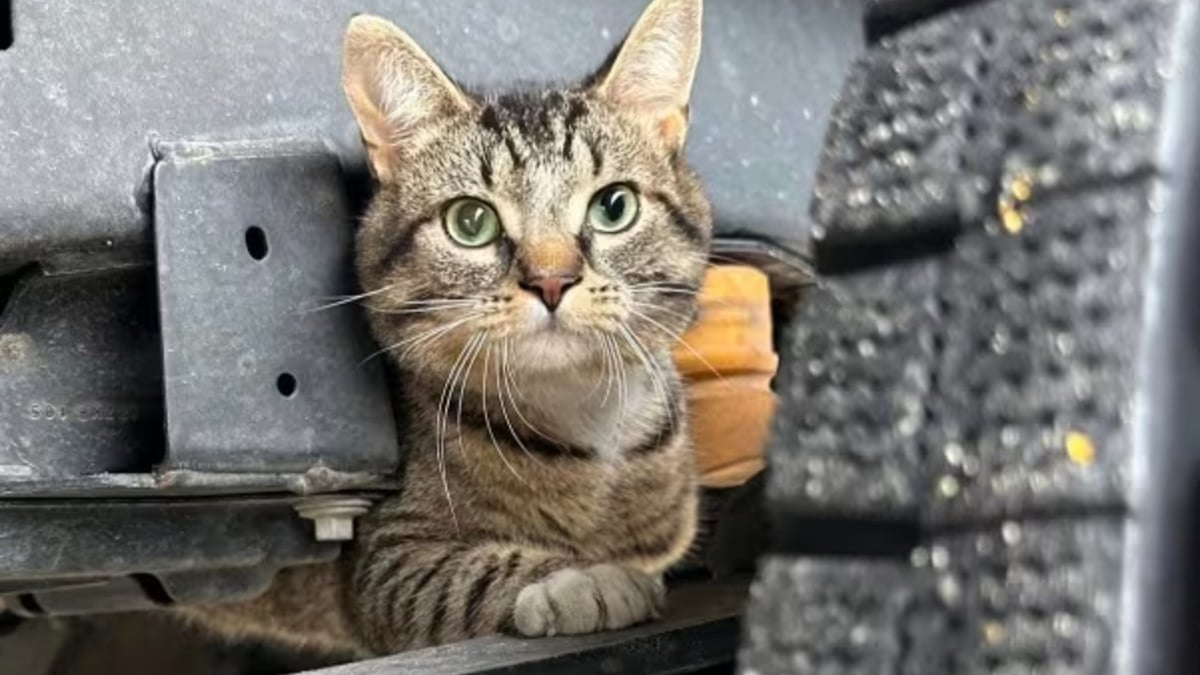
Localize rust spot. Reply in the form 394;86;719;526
0;334;32;365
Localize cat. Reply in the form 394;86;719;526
183;0;711;656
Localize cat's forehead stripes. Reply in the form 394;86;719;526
562;98;593;166
477;91;603;177
462;89;613;242
478;104;526;170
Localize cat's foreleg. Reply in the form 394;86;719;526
349;540;663;653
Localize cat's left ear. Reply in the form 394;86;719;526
593;0;703;151
342;14;473;181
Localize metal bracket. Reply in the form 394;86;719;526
0;498;339;615
153;139;399;475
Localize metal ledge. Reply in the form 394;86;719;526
301;578;748;675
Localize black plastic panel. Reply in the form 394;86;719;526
0;498;338;610
0;268;164;478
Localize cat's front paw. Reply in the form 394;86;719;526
512;564;664;637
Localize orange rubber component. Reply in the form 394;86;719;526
673;265;778;488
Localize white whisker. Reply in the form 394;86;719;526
366;303;478;316
627;282;699;291
598;332;616;407
495;339;543;466
584;333;610;400
386;298;487;306
358;313;482;365
618;323;677;431
482;344;528;484
501;342;566;446
608;333;629;418
455;332;489;458
435;332;479;533
629;300;697;326
397;316;483;362
629;307;725;382
303;283;398;313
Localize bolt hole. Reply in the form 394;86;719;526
276;373;297;398
245;226;269;261
0;0;11;51
16;594;43;616
130;573;175;606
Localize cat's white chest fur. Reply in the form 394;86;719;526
509;366;665;462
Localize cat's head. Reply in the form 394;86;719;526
342;0;710;377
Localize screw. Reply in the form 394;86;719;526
294;496;373;541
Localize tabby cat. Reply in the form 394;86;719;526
187;0;711;655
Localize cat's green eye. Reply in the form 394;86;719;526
444;198;502;247
587;184;640;234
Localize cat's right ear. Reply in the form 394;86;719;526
342;15;472;180
592;0;703;152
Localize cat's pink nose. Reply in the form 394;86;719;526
519;275;580;312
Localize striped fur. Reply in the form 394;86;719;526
184;0;710;656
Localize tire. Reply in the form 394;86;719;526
739;0;1200;673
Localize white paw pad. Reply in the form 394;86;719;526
512;564;665;637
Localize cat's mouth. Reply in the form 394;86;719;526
523;309;614;339
508;328;601;372
519;296;582;334
526;314;584;340
540;311;576;332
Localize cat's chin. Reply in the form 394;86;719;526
507;330;603;374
